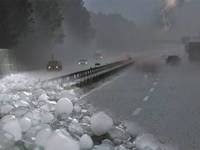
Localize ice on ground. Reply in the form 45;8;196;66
36;127;52;147
68;120;84;136
19;117;32;132
0;72;177;150
93;142;114;150
44;130;80;150
79;134;93;150
135;134;162;150
124;121;145;137
108;126;129;141
59;90;78;102
55;98;73;115
0;130;15;149
114;145;127;150
38;93;49;102
91;112;113;136
13;100;30;108
40;111;54;123
0;74;36;92
74;104;82;113
0;104;14;114
2;118;22;141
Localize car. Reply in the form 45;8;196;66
78;59;88;65
166;55;181;65
47;60;62;71
95;63;101;66
95;52;103;60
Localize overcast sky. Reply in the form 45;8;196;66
84;0;200;37
84;0;159;24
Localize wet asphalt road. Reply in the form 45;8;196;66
82;62;200;150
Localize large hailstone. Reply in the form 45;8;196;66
2;118;22;141
36;128;52;147
38;93;49;101
79;134;93;150
135;133;162;150
55;98;73;115
19;117;32;132
0;104;14;114
124;121;145;137
91;112;113;136
44;130;79;150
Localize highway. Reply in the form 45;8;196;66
8;50;199;150
82;60;200;150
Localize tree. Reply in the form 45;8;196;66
32;0;64;43
90;13;139;51
62;0;94;42
0;0;33;48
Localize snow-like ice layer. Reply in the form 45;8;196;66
2;117;22;141
19;117;32;132
44;130;80;150
36;127;52;147
91;112;113;136
0;72;179;150
55;98;73;115
124;121;145;137
79;134;93;150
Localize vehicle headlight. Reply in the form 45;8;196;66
48;66;51;69
56;66;58;69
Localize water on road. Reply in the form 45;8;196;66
82;61;200;150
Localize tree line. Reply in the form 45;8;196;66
0;0;93;49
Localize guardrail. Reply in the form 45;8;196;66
41;58;134;88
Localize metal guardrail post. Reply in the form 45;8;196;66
41;58;134;88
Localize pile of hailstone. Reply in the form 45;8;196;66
0;74;174;150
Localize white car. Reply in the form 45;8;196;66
78;59;88;65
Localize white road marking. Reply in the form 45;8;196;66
143;96;150;102
132;107;142;116
149;87;155;93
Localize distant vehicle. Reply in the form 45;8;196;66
47;56;62;71
95;52;103;60
185;41;200;62
95;63;101;66
78;59;88;65
166;55;181;65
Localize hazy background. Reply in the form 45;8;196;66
1;0;200;69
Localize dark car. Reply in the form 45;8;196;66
185;41;200;62
47;60;62;71
166;55;181;65
95;63;101;66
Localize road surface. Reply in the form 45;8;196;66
82;60;200;150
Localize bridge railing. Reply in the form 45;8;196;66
41;58;134;88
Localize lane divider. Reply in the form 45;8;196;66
132;107;143;116
131;76;160;117
143;96;150;102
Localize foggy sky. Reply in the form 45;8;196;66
84;0;159;25
84;0;200;38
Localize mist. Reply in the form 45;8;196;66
1;0;200;70
84;0;200;38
